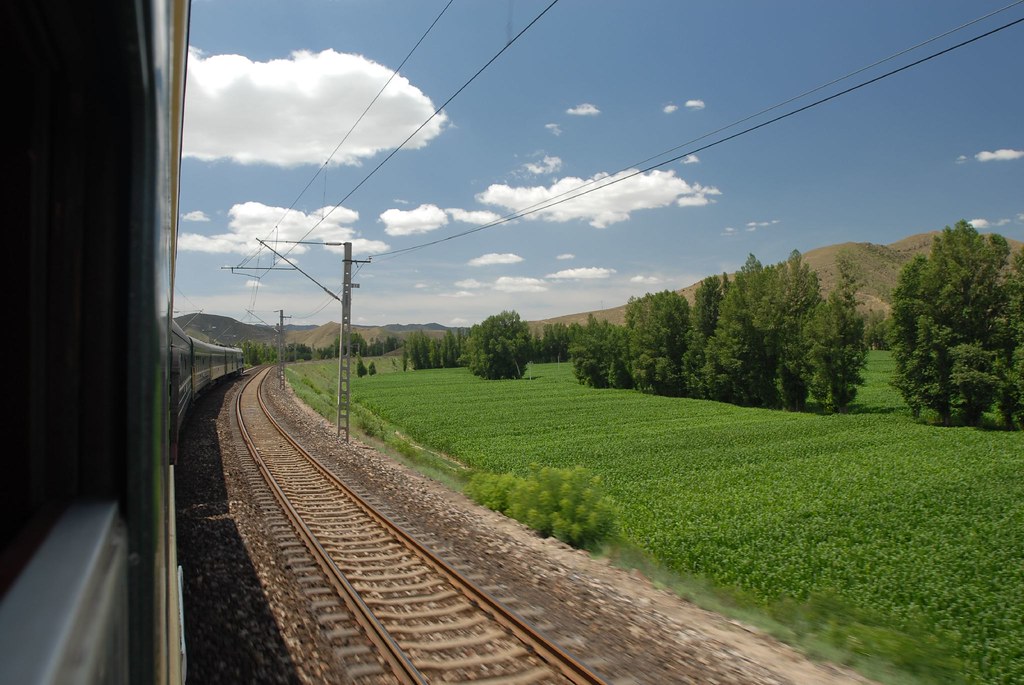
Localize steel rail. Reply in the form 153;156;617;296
253;369;607;685
235;367;426;684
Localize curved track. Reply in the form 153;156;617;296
236;366;607;685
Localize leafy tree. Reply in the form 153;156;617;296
569;315;632;389
463;310;533;380
535;323;572;363
683;274;728;398
808;257;867;413
773;251;822;411
890;221;1011;425
950;343;997;426
405;331;432;369
356;355;367;377
996;249;1024;427
863;311;891;350
625;290;690;396
705;255;780;407
367;360;377;376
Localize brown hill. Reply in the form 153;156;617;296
534;231;1023;329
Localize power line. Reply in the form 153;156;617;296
235;0;457;273
281;0;562;254
373;11;1024;260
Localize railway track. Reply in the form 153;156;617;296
235;366;607;684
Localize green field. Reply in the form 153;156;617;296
289;352;1023;684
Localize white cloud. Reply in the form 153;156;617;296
566;103;600;116
379;203;448;236
493;276;548;292
245;280;262;289
454;279;486;289
545;123;562;136
546;267;616;280
975;149;1024;162
182;210;211;222
969;218;1011;229
663;104;678;114
178;201;386;256
477;169;721;228
955;155;968;164
1018;213;1024;223
631;275;662;285
745;219;780;232
556;253;575;260
722;226;737;236
447;208;502;224
681;154;700;165
523;155;563;175
414;283;429;289
392;198;410;205
468;253;524;266
183;48;447;167
685;99;705;110
440;290;475;298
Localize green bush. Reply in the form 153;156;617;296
467;465;618;549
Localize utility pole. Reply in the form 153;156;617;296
337;242;367;441
277;309;288;388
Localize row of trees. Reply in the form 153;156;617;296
569;250;868;413
890;221;1023;427
403;330;467;370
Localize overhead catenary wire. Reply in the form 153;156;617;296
371;10;1024;260
269;0;563;260
235;0;457;273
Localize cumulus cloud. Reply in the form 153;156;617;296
447;208;502;224
468;253;523;266
245;280;262;289
955;155;968;164
414;283;429;289
454;279;486;289
975;149;1024;162
545;123;562;136
685;99;705;110
177;201;386;256
681;155;700;165
183;48;447;167
523;155;563;175
546;267;616;279
663;104;678;114
631;275;662;285
182;210;211;222
379;203;448;236
556;253;575;260
476;169;721;228
722;226;737;236
440;290;475;298
567;103;600;116
493;276;548;292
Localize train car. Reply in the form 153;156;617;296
170;320;244;463
1;0;193;683
190;335;245;396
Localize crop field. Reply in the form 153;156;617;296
290;352;1023;684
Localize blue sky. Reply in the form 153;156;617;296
176;0;1024;328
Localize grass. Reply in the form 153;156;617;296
286;352;1023;684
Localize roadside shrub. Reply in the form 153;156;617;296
466;465;618;549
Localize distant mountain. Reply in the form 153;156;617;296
175;314;462;348
174;313;274;346
533;231;1023;329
